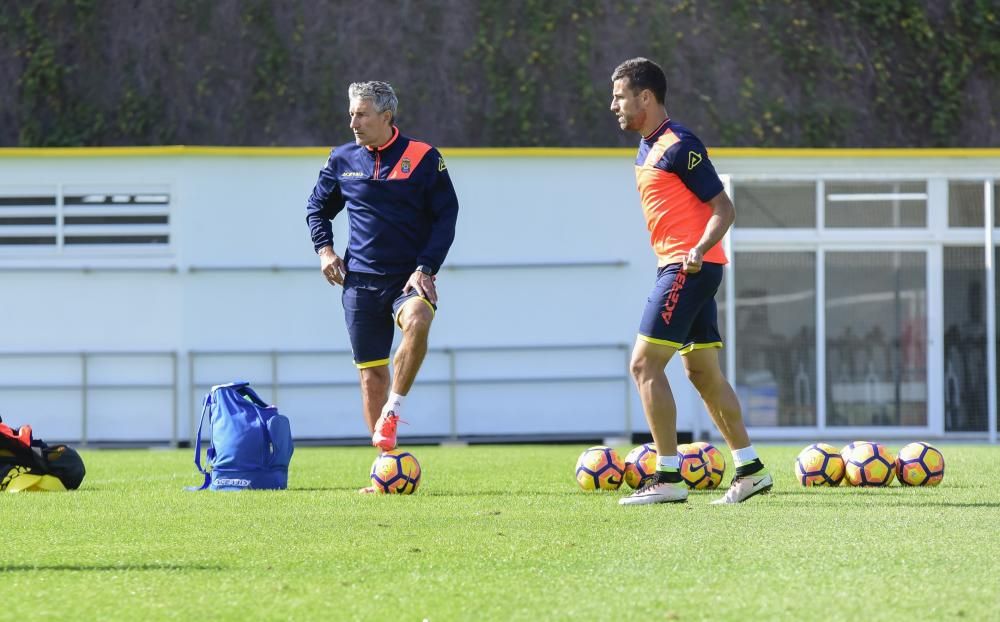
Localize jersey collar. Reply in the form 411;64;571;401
365;126;400;152
642;117;671;142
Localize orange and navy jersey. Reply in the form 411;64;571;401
306;126;459;275
634;118;727;266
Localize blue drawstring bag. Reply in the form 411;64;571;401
189;381;293;491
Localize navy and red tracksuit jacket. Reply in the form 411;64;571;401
305;126;459;275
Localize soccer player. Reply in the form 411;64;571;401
305;81;459;492
609;58;772;505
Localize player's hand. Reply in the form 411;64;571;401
319;249;345;286
403;271;437;305
682;248;703;274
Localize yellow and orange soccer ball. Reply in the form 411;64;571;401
895;441;945;487
677;443;713;489
842;441;896;486
623;443;656;489
575;446;625;491
795;443;845;486
370;449;421;494
690;441;726;489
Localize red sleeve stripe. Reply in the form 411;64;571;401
387;141;433;180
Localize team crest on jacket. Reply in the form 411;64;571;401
401;158;411;174
438;157;447;172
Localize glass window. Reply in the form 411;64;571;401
733;181;815;228
733;252;816;426
825;181;926;228
943;247;988;431
948;180;987;228
825;251;927;426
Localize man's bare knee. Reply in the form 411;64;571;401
630;355;662;385
360;366;390;391
685;363;728;399
684;364;704;387
630;341;674;384
399;303;433;336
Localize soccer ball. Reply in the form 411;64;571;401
839;441;872;487
794;443;845;486
843;441;895;487
623;443;657;489
896;442;945;487
677;443;712;489
370;450;421;494
575;446;625;491
691;441;725;489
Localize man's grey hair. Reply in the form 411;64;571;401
348;81;398;120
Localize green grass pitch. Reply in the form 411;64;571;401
3;444;999;621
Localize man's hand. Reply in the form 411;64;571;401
318;246;345;286
682;247;703;274
403;270;438;304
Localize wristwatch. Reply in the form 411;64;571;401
415;265;434;276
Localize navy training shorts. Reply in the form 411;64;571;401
342;271;436;368
637;262;723;354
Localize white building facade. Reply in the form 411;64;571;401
0;147;996;446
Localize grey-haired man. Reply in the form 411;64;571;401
305;82;459;491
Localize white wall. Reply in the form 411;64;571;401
0;149;695;443
2;149;997;443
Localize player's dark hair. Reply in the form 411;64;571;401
611;57;667;105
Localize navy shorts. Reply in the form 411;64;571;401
342;271;436;368
638;262;723;354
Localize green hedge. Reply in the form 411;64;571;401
1;0;998;147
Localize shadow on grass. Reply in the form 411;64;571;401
768;489;1000;508
421;490;581;497
286;486;364;492
0;563;224;572
776;488;946;495
773;496;1000;508
285;487;583;497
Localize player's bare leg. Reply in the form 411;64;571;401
682;348;750;449
359;365;390;434
358;364;390;493
391;298;433;395
620;338;688;505
372;298;433;451
630;338;679;458
682;348;772;503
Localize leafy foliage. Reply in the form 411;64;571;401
1;1;997;146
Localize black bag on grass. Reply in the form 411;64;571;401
0;416;85;492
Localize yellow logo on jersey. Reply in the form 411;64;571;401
687;151;702;170
438;157;447;172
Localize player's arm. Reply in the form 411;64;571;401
667;137;728;274
306;149;347;286
404;150;459;304
684;190;735;274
